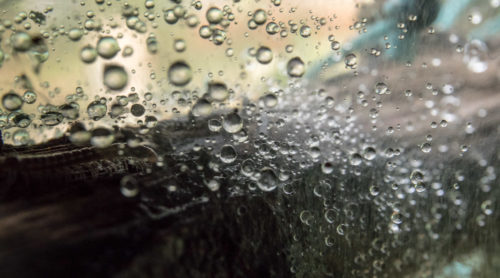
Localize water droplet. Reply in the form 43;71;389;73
287;57;305;78
192;99;212;117
331;41;340;50
69;125;91;145
369;185;380;196
144;0;155;9
256;46;273;64
13;129;30;145
363;147;376;160
206;7;223;24
208;82;229;101
262;93;278;108
299;210;314;225
13;113;31;128
415;181;427;193
168;61;192;86
350;153;362;166
374;82;388;95
391;211;403;224
208;118;222;132
68;28;84;41
299;25;311;38
87;101;107;120
174;39;186;52
130;103;145;117
23;91;37;104
90;127;114;148
11;32;32;52
41;112;63;126
257;167;278;191
96;37;120;59
321;162;333;174
81;45;98;63
241;159;255;176
146;36;158;54
122;46;134;57
164;9;178;24
222;112;243;133
120;175;139;197
2;92;23;111
481;200;493;215
145;116;158;128
325;236;334;247
199;25;212;38
464;39;488;73
253;9;267;25
220;144;237;163
265;22;279;35
410;170;424;184
344;53;357;69
103;65;128;90
205;179;220;191
421;142;432;153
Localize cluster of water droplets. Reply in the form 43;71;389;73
0;0;498;276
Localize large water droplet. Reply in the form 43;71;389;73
256;46;273;64
344;53;357;69
220;144;237;163
23;91;37;104
222;112;243;133
192;99;212;117
11;32;32;52
2;92;23;111
103;65;128;90
130;104;145;117
96;37;120;59
287;57;305;78
253;9;267;25
257;167;278;191
206;7;223;24
208;82;229;101
168;61;192;86
87;101;107;120
90;127;114;148
81;45;98;63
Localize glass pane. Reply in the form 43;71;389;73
0;0;499;277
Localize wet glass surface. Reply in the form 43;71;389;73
0;0;499;277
